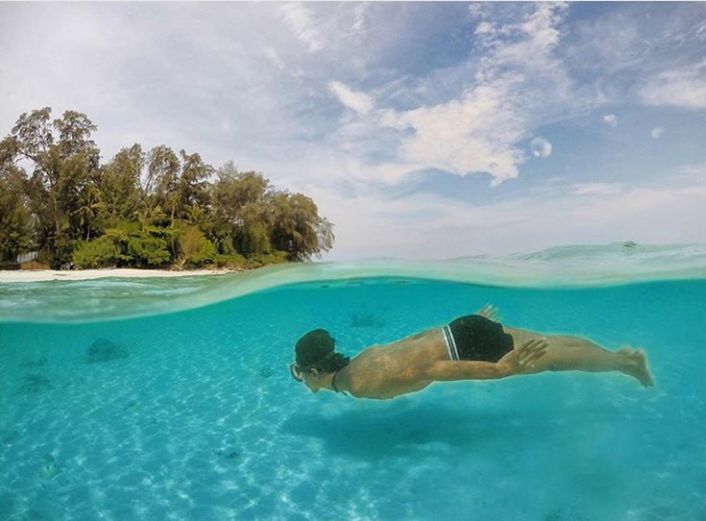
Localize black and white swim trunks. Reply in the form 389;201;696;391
442;314;514;363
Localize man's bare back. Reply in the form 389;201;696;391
290;306;654;400
336;328;451;399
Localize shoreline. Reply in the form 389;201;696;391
0;268;240;283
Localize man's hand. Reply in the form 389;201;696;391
477;304;500;322
497;338;549;377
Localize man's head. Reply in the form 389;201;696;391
290;329;350;392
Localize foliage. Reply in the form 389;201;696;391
243;250;289;269
0;158;33;263
8;107;101;267
99;144;143;226
103;221;171;267
175;225;216;269
126;235;171;267
72;236;123;269
213;253;247;269
0;107;335;270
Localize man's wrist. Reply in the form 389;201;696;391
496;362;512;378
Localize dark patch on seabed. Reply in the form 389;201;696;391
18;374;54;395
258;367;274;378
85;338;129;363
213;448;241;460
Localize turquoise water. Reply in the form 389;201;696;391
2;245;706;520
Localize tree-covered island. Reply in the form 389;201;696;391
0;108;334;270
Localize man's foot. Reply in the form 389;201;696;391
618;347;655;387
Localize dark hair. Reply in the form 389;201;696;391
295;329;350;373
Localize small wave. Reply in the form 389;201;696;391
1;242;705;323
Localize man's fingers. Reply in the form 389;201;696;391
520;338;548;352
518;339;549;366
526;348;547;365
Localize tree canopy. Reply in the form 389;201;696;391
0;107;334;269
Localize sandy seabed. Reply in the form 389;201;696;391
0;268;236;283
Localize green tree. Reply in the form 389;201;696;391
1;107;335;270
209;163;270;254
100;144;144;225
145;145;180;223
269;192;334;260
7;108;100;267
0;151;33;263
177;150;212;220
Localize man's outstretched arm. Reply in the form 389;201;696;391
425;339;549;381
425;360;507;380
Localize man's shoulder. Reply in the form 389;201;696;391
347;346;382;369
343;348;385;395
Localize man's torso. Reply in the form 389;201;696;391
343;328;449;399
341;323;535;399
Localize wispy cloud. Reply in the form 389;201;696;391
279;3;325;53
339;3;573;186
640;61;706;110
329;81;374;115
569;183;623;196
651;127;664;139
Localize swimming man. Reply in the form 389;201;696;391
289;305;654;400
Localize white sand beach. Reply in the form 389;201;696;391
0;268;237;283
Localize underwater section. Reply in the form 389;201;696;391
1;277;705;520
2;242;706;323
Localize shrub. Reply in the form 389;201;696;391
72;236;122;269
126;235;171;267
244;250;289;269
177;226;216;269
214;253;247;269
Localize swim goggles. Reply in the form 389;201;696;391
289;363;306;382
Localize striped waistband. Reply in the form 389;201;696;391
442;325;460;361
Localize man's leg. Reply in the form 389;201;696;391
505;328;654;386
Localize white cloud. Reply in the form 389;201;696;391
328;81;374;115
474;21;494;35
569;183;623;196
351;3;367;33
279;3;325;53
640;61;706;109
651;127;664;139
603;114;618;127
371;3;570;186
530;137;552;158
379;79;527;185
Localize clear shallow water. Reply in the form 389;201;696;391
1;245;706;520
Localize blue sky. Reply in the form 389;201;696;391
1;2;705;260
